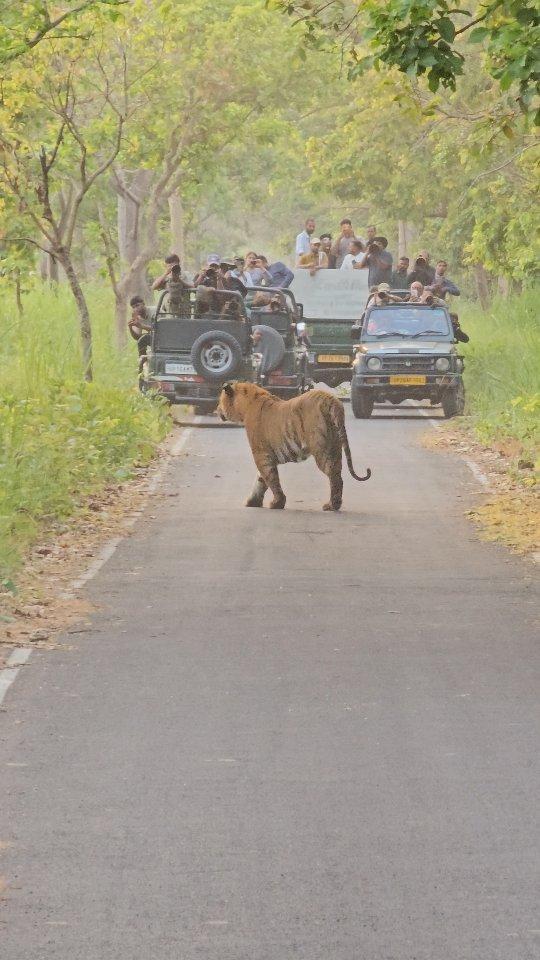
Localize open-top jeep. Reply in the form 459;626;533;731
140;286;310;412
290;269;369;388
350;298;465;418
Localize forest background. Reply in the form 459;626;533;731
0;0;538;579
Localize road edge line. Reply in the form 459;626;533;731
1;420;196;706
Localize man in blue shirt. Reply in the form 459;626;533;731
295;217;316;260
258;255;294;288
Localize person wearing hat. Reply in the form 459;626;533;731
296;237;329;274
407;252;435;286
193;254;225;289
371;282;401;306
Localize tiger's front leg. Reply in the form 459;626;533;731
246;475;267;507
255;460;286;509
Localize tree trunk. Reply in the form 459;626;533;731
398;220;415;259
14;269;23;316
474;263;491;310
497;275;510;299
59;250;93;382
116;168;153;301
168;192;185;262
115;291;128;350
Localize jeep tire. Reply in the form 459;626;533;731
442;382;465;418
190;330;244;383
351;386;374;419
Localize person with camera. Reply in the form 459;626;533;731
193;254;226;289
428;260;460;299
152;253;191;293
359;236;393;287
407;251;435;286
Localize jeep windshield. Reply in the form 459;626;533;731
363;306;452;340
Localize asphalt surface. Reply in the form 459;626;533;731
1;404;538;960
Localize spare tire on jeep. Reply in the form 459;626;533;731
190;329;244;382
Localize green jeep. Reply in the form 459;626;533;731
140;287;310;412
290;269;369;387
350;299;466;418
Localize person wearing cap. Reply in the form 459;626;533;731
296;237;329;274
340;238;366;271
228;256;251;287
193;254;225;289
407;252;435;286
371;282;401;306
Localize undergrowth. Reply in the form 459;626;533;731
459;291;539;475
0;283;170;583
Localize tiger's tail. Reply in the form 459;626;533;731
330;400;371;482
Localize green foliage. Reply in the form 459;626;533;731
460;290;540;464
0;283;170;578
271;0;540;120
0;0;127;64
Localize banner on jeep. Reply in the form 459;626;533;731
290;269;369;321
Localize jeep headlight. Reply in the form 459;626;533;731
435;357;450;372
366;356;382;371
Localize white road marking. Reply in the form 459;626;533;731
0;648;32;707
416;405;491;488
1;421;196;706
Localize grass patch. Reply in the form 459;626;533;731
0;282;170;582
459;290;539;475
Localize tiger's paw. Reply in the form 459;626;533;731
323;500;342;511
269;497;286;510
245;497;264;507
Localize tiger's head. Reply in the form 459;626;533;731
217;382;243;422
217;381;266;422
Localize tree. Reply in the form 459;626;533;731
0;0;128;64
0;31;127;379
268;0;540;122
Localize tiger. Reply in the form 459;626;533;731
216;381;371;511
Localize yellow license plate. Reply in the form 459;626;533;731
390;375;427;385
317;354;350;364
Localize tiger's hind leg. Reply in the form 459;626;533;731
315;451;343;511
246;475;267;507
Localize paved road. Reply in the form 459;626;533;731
1;406;538;960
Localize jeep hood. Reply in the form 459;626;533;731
362;339;454;354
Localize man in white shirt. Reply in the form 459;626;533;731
340;239;366;270
295;217;316;260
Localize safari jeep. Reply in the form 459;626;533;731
350;299;465;418
290;269;369;388
140;287;310;412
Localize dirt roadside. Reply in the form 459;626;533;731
0;418;188;667
421;422;539;558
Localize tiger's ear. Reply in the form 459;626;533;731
223;382;235;398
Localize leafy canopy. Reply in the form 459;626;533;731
268;1;540;121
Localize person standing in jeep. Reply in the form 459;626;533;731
359;236;393;287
